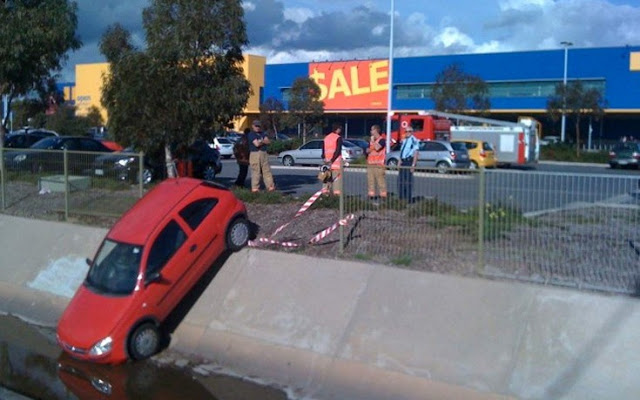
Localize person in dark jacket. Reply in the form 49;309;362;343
232;128;250;188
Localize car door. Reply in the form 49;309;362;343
298;140;323;165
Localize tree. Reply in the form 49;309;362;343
259;97;285;135
547;80;606;156
430;64;490;114
0;0;81;145
286;77;324;143
101;0;251;177
85;106;104;128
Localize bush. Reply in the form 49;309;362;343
540;143;609;163
268;138;302;155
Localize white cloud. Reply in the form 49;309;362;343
283;7;314;24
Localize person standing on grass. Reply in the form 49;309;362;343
248;120;276;192
232;128;250;188
398;127;419;202
366;124;387;200
321;123;343;195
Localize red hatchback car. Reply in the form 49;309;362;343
57;178;250;364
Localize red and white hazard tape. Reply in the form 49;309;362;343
248;237;299;248
308;214;356;244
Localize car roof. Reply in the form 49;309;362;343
108;178;213;245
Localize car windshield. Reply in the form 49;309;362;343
450;142;467;151
85;239;142;296
343;140;358;148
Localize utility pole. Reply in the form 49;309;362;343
560;41;573;143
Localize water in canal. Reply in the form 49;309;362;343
0;314;288;400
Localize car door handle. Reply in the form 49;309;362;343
190;244;197;252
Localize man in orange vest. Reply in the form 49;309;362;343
366;124;387;199
321;123;343;195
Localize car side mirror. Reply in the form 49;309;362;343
145;271;163;286
85;258;92;266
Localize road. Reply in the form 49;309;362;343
216;158;640;213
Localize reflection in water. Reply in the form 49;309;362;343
0;315;287;400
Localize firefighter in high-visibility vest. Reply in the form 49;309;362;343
366;124;387;199
321;122;343;195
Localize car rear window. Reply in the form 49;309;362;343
482;142;494;151
217;138;232;144
450;142;467;151
462;142;477;150
179;198;218;230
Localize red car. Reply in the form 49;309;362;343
57;178;250;364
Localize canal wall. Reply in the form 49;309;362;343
1;214;639;399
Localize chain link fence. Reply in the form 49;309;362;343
1;147;144;219
339;164;640;295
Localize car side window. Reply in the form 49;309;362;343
179;198;218;230
301;141;320;150
62;139;80;150
80;139;101;152
424;142;444;151
146;220;187;276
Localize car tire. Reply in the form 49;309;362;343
226;217;250;251
282;156;294;166
469;161;478;170
436;161;450;174
128;322;160;361
202;165;217;181
386;158;398;167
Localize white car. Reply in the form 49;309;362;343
210;137;234;159
277;139;364;166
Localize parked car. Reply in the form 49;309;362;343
210;137;234;159
346;137;370;153
93;141;222;184
539;135;561;146
57;177;250;364
275;132;292;141
277;139;364;166
609;142;640;169
4;130;59;149
225;132;242;143
4;136;114;173
385;140;470;173
451;139;497;169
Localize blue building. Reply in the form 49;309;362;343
263;46;640;141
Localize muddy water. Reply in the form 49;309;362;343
0;314;288;400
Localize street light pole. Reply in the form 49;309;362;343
385;0;395;154
560;41;573;143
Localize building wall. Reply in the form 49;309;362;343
74;63;110;122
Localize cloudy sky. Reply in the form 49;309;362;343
61;0;640;81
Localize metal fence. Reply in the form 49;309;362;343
1;147;144;219
339;164;640;295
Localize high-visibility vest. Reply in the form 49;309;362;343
367;137;386;165
324;132;342;170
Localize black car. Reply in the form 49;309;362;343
5;136;114;174
4;130;59;149
92;140;222;184
609;142;640;169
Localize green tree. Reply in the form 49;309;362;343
45;104;91;136
85;106;104;128
430;64;490;114
547;80;606;156
259;97;286;135
101;1;251;177
286;77;324;143
0;0;81;144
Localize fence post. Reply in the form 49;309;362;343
1;145;5;211
138;151;144;198
339;158;345;254
478;167;485;273
64;148;69;221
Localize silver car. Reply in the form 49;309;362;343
278;139;364;166
386;140;470;173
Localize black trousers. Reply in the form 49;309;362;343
235;164;248;187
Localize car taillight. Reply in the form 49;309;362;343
479;150;486;158
609;151;616;158
633;152;640;160
450;151;456;160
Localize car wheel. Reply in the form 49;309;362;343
469;161;478;170
128;322;160;361
436;161;449;174
141;167;154;184
226;217;250;251
386;158;398;167
282;156;294;166
202;165;216;181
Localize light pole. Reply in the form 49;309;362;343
385;0;395;154
560;41;573;143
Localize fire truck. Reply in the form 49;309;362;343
388;111;540;167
